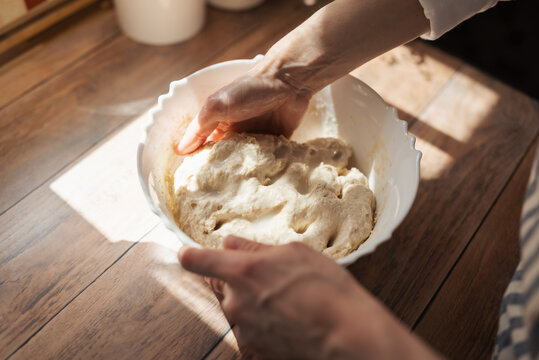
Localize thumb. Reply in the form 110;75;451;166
174;87;234;155
175;114;218;155
223;235;270;252
175;81;239;155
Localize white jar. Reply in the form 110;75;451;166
114;0;206;45
208;0;265;11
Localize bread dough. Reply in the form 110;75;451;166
169;134;375;259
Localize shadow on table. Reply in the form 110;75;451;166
347;54;538;359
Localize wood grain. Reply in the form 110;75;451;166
351;40;461;122
0;114;161;358
0;0;100;56
1;0;75;35
11;225;232;360
347;65;539;329
414;140;538;359
0;2;119;109
0;0;27;31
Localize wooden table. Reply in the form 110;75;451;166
1;1;538;359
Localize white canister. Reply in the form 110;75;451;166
208;0;265;11
114;0;206;45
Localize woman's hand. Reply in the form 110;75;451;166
175;0;429;155
174;71;312;155
178;236;440;359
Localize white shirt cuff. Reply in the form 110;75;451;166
418;0;501;40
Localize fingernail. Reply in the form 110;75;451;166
175;134;202;155
175;117;203;155
175;136;190;155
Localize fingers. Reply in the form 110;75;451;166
223;235;270;252
178;236;268;282
178;246;243;280
175;115;218;155
206;126;228;143
175;88;236;154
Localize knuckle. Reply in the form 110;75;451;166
205;94;228;115
230;259;256;278
287;241;309;252
282;241;316;262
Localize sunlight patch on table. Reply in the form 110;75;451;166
415;136;454;180
50;112;159;243
143;224;183;263
419;70;500;144
352;43;460;119
410;67;501;180
146;225;223;330
153;266;220;323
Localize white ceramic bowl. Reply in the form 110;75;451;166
137;56;421;266
208;0;265;11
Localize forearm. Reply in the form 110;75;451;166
325;293;441;360
253;0;429;93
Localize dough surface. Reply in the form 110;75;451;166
170;134;375;259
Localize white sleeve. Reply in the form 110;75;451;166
418;0;503;40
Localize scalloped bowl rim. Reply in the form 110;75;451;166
137;56;421;266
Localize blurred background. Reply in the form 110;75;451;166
429;0;539;99
1;0;538;99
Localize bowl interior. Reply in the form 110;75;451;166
138;57;420;266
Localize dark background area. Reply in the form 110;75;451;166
427;0;539;100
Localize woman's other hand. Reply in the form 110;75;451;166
178;236;440;359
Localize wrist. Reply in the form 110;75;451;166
251;25;332;95
322;296;392;359
322;292;441;360
250;52;318;99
